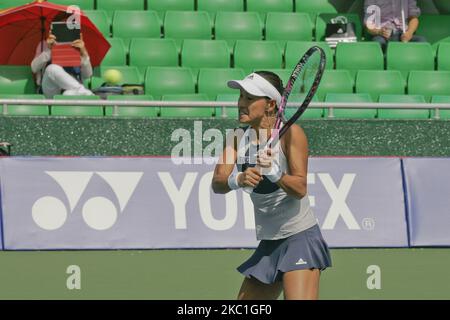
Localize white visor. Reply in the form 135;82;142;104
227;73;282;106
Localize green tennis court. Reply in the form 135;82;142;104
0;249;449;299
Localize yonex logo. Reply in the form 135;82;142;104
32;171;143;231
307;173;360;230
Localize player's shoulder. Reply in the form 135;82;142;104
284;123;307;140
281;124;308;151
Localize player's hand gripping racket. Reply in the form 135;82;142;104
243;46;326;194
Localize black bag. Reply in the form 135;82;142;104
326;23;353;37
92;83;145;99
122;84;145;95
325;16;357;47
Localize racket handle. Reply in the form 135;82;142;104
243;186;254;194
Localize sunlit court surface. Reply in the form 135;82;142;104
0;0;450;312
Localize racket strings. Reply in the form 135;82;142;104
269;47;325;143
296;54;322;95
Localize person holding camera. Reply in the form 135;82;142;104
31;17;94;99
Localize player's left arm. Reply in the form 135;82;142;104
276;124;309;199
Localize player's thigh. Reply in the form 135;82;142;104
237;276;282;300
282;269;321;300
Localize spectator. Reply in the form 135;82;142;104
31;13;94;98
364;0;427;51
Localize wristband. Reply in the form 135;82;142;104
227;172;242;190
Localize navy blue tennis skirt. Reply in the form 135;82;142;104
237;224;332;284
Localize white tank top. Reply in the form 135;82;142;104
237;126;317;240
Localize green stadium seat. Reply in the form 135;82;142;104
130;39;179;75
437;43;450;71
197;0;243;21
315;13;363;41
324;93;375;119
345;0;364;14
432;36;450;54
164;11;212;51
181;40;230;73
247;0;293;21
84;10;111;37
52;95;103;116
215;12;263;50
97;0;145;20
336;42;384;77
378;94;429;119
431;95;450;119
0;94;49;116
417;0;441;14
295;0;338;21
198;68;246;100
148;0;195;21
433;0;450;13
285;41;334;69
160;93;213;118
105;95;158;117
82;78;90;90
416;15;450;45
101;38;127;66
52;0;94;10
91;66;142;89
356;70;405;101
215;93;239;118
234;40;283;74
0;0;30;9
265;13;313;48
285;94;322;119
316;70;354;101
0;66;35;94
112;11;161;48
386;42;435;81
145;67;196;99
408;71;450;101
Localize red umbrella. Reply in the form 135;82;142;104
0;0;110;67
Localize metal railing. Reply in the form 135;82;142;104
1;99;450;119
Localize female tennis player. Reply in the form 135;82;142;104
212;71;332;300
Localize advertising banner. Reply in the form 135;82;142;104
0;157;408;249
403;158;450;246
308;158;407;247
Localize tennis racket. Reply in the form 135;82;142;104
243;46;326;194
